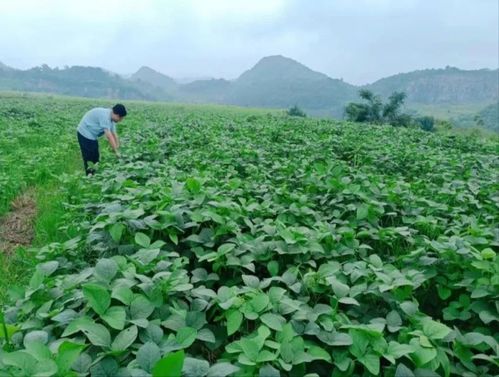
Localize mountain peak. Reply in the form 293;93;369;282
131;66;177;88
135;66;158;74
253;55;314;71
258;54;298;63
238;55;331;83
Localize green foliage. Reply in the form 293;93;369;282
452;102;499;133
0;94;84;215
477;102;499;132
0;94;87;303
345;90;413;127
0;93;498;376
286;105;306;117
152;350;185;377
435;118;454;131
414;116;435;132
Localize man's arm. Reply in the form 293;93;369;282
110;122;120;148
104;129;119;155
113;132;120;148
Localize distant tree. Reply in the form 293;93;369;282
345;102;369;122
382;92;406;120
360;89;384;123
415;116;435;132
287;105;306;117
345;90;382;123
345;90;411;127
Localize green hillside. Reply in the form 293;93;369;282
479;102;499;131
228;55;357;116
366;67;498;105
176;78;232;103
0;65;149;100
130;66;177;91
450;102;499;132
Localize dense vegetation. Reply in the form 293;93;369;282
286;106;307;118
345;90;439;131
0;93;83;215
0;94;498;377
452;102;499;133
345;90;411;127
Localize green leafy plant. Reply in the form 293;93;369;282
1;93;498;376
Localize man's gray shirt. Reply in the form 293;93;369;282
77;108;116;140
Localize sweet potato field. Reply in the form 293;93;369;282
0;94;498;376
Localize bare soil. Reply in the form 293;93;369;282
0;191;37;254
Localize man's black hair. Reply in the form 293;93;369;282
112;104;127;117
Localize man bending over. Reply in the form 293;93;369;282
76;104;127;175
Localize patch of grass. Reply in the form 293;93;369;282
32;163;82;246
0;247;36;304
0;168;83;304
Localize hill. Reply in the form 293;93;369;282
366;66;498;105
170;55;357;116
0;61;13;71
176;78;232;103
0;57;497;123
479;102;499;132
227;55;357;116
0;64;150;100
130;66;177;91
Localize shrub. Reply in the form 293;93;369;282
287;105;306;117
415;116;435;132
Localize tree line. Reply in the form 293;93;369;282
287;90;444;132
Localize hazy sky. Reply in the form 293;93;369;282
0;0;497;84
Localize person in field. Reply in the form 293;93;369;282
76;104;127;175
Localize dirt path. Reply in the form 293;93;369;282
0;190;37;254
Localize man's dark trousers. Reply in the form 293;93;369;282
77;131;99;175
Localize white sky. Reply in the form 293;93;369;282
0;0;497;84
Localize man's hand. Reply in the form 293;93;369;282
104;129;119;154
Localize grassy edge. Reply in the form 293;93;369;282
0;153;82;305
